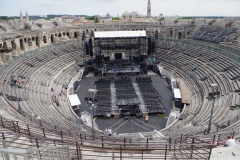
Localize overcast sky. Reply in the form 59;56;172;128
0;0;239;17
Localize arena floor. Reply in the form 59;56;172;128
76;75;174;134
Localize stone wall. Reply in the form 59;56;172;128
1;22;228;66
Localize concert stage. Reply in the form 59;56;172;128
75;75;174;133
98;60;140;76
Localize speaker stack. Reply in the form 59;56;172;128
147;37;152;55
89;38;93;56
85;42;89;55
155;30;158;39
151;41;155;53
97;54;103;65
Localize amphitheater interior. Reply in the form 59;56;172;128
0;18;240;159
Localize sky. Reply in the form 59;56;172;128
0;0;240;17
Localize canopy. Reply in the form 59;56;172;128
116;99;128;106
94;31;146;39
68;94;81;106
128;97;141;105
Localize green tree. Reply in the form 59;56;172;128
85;16;95;20
112;17;121;20
94;16;99;23
158;17;164;21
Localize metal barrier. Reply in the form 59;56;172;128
0;115;225;159
0;144;71;160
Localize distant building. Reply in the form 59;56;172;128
163;15;179;20
98;13;112;23
147;0;151;18
122;11;140;20
19;10;29;21
128;18;156;24
106;13;112;18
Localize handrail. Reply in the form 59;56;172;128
0;144;71;160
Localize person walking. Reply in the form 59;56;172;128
108;128;112;136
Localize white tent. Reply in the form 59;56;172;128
68;94;81;106
173;89;182;99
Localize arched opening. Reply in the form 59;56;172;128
0;43;2;48
74;32;78;38
86;29;89;33
55;34;57;37
36;36;40;46
43;35;47;43
3;42;7;49
63;32;66;36
19;39;25;51
94;29;97;31
178;32;182;39
51;34;54;43
32;37;35;41
28;38;31;43
66;32;70;38
58;33;62;37
170;30;173;36
11;40;16;50
90;30;94;37
24;38;27;43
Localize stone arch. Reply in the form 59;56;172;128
170;30;173;37
63;32;66;36
36;36;40;46
66;32;70;38
51;34;54;43
19;39;25;51
3;42;7;49
90;30;94;37
94;29;97;31
55;34;57;37
32;37;35;41
74;32;78;38
11;40;16;50
58;33;62;37
43;35;47;43
24;38;27;43
28;38;31;43
178;32;182;39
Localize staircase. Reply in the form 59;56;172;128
110;83;116;106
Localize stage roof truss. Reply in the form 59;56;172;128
94;31;146;39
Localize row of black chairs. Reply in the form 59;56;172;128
94;78;112;116
137;77;165;114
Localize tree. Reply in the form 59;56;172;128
112;17;121;20
158;17;164;21
94;16;99;23
85;16;95;20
